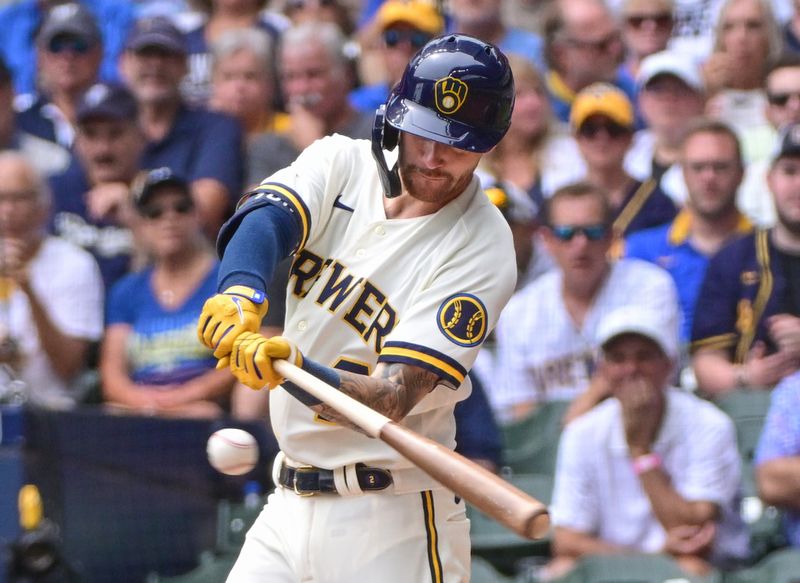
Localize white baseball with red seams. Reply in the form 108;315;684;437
206;428;259;475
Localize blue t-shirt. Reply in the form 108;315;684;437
0;0;135;96
106;263;219;385
47;158;133;291
141;106;244;203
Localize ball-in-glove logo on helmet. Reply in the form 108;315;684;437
434;76;468;115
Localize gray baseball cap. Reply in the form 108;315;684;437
37;3;101;48
125;17;186;55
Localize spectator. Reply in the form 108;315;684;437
625;50;706;205
755;369;800;548
49;83;144;290
0;151;104;408
282;0;355;36
208;27;288;142
738;55;800;227
100;168;234;418
626;119;753;346
703;0;781;165
448;0;545;72
542;0;636;125
350;0;443;115
570;83;676;238
620;0;674;80
547;305;749;579
784;0;800;55
120;16;245;239
691;122;800;396
182;0;289;106
479;54;585;213
247;21;373;186
0;55;69;177
490;182;678;423
0;0;135;96
16;3;103;149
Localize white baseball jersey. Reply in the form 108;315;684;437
256;134;517;471
490;258;679;418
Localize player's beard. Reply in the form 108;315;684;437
398;162;474;204
777;208;800;237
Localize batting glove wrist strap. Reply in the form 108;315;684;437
223;285;267;305
282;359;341;407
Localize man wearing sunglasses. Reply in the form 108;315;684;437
571;83;676;239
16;3;103;149
491;181;677;423
350;0;443;115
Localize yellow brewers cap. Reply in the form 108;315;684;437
570;83;634;130
375;0;444;36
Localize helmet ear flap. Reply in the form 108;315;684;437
372;105;402;198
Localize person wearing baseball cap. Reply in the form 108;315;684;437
692;121;800;396
625;50;706;206
571;83;676;239
547;305;749;578
350;0;444;113
119;16;244;240
16;3;104;149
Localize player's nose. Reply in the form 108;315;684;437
419;140;445;168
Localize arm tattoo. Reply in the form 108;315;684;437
311;363;440;432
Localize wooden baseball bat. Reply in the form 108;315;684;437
274;359;551;540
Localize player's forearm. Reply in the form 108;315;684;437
552;527;627;559
311;363;438;427
692;350;738;396
757;459;800;510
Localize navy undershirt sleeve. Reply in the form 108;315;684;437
217;205;299;293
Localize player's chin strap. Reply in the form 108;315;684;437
371;105;402;199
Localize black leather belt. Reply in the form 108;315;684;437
278;462;393;496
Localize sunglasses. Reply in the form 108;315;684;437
140;198;193;220
564;33;619;53
578;121;630;139
767;91;800;106
48;36;92;55
550;224;608;241
383;29;432;50
625;13;673;29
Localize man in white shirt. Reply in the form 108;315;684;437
490;181;678;422
548;305;749;578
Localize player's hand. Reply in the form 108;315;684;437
768;314;800;358
197;286;269;358
617;376;661;454
663;522;716;557
743;340;799;388
225;333;303;390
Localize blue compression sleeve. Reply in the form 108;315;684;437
217;205;298;292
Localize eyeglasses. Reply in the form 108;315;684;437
383;29;432;50
550;224;608;241
48;36;92;55
578;121;630;139
564;33;619;53
767;91;800;106
140;198;193;220
625;13;673;30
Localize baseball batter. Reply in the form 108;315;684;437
197;35;517;582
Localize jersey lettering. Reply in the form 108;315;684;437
290;249;398;353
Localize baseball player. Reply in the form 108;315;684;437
197;34;517;582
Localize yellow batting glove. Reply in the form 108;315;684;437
228;333;303;391
197;286;269;359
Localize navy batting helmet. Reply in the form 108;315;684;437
372;34;515;197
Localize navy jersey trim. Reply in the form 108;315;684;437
379;341;467;387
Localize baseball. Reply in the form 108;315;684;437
207;428;259;475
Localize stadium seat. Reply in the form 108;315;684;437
471;556;516;582
714;389;773;464
500;400;570;476
541;553;723;583
723;548;800;583
469;473;553;574
145;551;235;583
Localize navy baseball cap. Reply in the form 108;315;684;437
772;123;800;163
126;17;186;55
132;167;191;209
76;83;138;124
36;3;101;48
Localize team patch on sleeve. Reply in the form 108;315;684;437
436;293;487;347
379;341;467;387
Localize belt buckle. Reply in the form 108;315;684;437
292;465;317;497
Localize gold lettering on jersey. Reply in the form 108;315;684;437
736;298;753;334
290;249;398;353
740;270;759;286
434;76;468;115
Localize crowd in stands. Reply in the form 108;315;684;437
1;0;800;579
